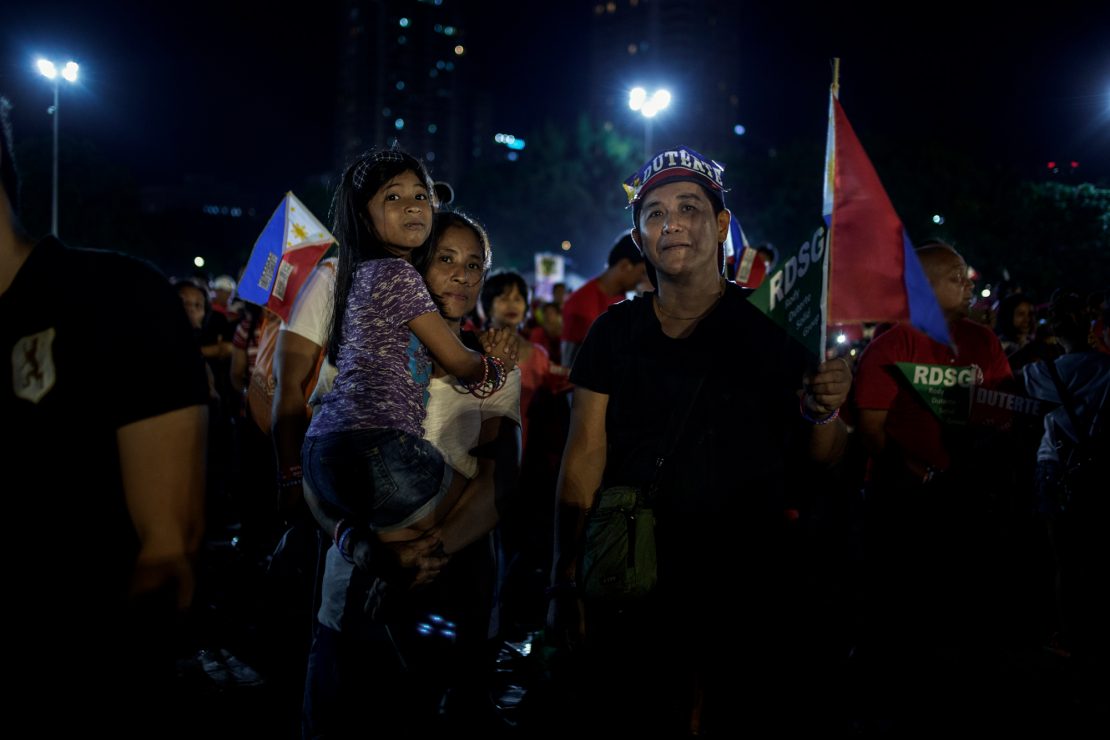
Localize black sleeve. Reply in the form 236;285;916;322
107;255;210;429
568;308;619;394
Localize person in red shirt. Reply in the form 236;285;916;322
560;233;646;368
854;242;1013;481
851;241;1016;729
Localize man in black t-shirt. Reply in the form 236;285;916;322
546;145;852;735
0;96;208;734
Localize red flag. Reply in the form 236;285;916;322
825;94;948;344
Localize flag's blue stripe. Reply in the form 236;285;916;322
902;229;949;345
238;201;287;305
729;217;743;249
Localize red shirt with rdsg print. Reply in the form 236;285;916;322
853;319;1013;471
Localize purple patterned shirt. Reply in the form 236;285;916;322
307;258;439;438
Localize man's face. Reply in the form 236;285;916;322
1012;301;1034;335
633;181;728;282
924;249;974;320
542;305;563;338
615;259;648;293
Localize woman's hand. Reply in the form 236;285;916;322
480;327;519;373
388;530;450;588
351;529;449;587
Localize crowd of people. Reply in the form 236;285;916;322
3;89;1108;737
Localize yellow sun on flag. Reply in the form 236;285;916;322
291;223;309;241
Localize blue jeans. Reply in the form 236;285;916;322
303;428;449;532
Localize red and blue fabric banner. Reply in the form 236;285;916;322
724;214;767;288
823;94;949;345
237;192;335;322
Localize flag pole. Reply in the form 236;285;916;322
821;58;840;359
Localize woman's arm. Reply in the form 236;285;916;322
436;415;522;554
200;339;232;360
303;479;446;585
229;345;248;394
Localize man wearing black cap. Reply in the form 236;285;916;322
547;145;851;734
559;232;647;368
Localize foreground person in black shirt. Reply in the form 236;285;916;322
0;96;208;736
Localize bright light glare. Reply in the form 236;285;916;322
981;288;991;298
836;333;848;344
62;61;79;82
193;256;206;268
632;88;670;118
561;240;571;251
494;133;526;150
629;87;646;111
36;59;57;79
932;214;945;225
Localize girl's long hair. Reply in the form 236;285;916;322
327;147;435;364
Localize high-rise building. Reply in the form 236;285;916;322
334;0;469;182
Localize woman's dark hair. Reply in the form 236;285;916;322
1048;288;1087;350
414;209;493;278
326;147;435;364
480;271;529;326
994;293;1035;340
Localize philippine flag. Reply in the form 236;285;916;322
823;89;949;345
238;193;335;321
724;214;767;288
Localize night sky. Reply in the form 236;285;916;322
2;1;1108;214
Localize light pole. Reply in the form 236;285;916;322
629;87;671;160
36;58;79;237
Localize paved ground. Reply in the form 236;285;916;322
172;522;1107;738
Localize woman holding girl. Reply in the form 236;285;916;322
302;148;515;555
302;148;521;736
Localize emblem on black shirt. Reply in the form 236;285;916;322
12;328;56;403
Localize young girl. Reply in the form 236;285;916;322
481;271;569;448
302;148;515;555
